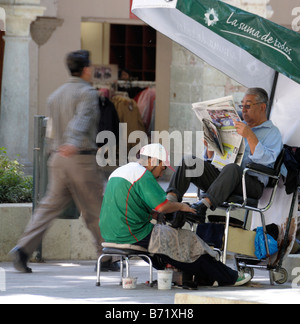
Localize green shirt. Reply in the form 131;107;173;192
100;162;168;244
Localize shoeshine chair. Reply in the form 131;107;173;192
96;243;154;287
184;149;286;284
220;148;287;284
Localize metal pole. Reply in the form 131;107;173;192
277;189;298;270
222;205;233;264
33;115;47;261
268;71;279;119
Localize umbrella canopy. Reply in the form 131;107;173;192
132;0;300;146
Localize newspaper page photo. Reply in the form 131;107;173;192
192;96;245;169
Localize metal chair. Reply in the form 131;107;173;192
220;148;287;284
96;243;154;287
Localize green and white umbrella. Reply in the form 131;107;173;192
132;0;300;146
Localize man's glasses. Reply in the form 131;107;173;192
238;102;264;110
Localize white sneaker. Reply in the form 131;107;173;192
234;273;251;287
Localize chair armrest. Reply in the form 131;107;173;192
246;162;277;177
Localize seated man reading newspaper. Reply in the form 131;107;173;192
100;143;251;287
166;88;283;223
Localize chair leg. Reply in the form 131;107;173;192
125;257;130;278
222;206;233;264
139;254;154;287
119;256;124;286
149;258;153;287
260;211;275;285
260;212;271;255
96;254;109;287
243;210;250;229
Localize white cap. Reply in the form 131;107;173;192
140;143;175;172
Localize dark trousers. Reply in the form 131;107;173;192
135;233;238;286
167;157;264;209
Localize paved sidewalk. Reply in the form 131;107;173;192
1;260;300;304
0;260;175;304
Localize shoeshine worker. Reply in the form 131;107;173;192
100;143;251;287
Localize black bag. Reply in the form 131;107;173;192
283;145;300;194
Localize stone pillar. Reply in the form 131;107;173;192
0;2;45;169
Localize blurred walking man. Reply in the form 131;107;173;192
10;50;109;273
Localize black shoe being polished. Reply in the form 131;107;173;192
187;201;208;224
166;211;186;229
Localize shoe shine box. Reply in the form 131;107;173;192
226;227;256;257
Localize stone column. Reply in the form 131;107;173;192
0;2;45;169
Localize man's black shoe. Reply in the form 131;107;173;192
182;280;198;290
10;247;32;273
100;260;121;272
187;201;208;224
166;211;186;228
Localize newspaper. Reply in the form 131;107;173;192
192;96;245;169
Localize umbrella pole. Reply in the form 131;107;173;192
268;71;279;119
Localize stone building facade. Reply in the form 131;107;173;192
0;0;297;170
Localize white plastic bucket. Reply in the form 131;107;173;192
157;271;173;290
122;277;137;289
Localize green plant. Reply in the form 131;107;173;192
0;148;33;203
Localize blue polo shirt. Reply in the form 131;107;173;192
204;120;283;186
241;120;283;186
